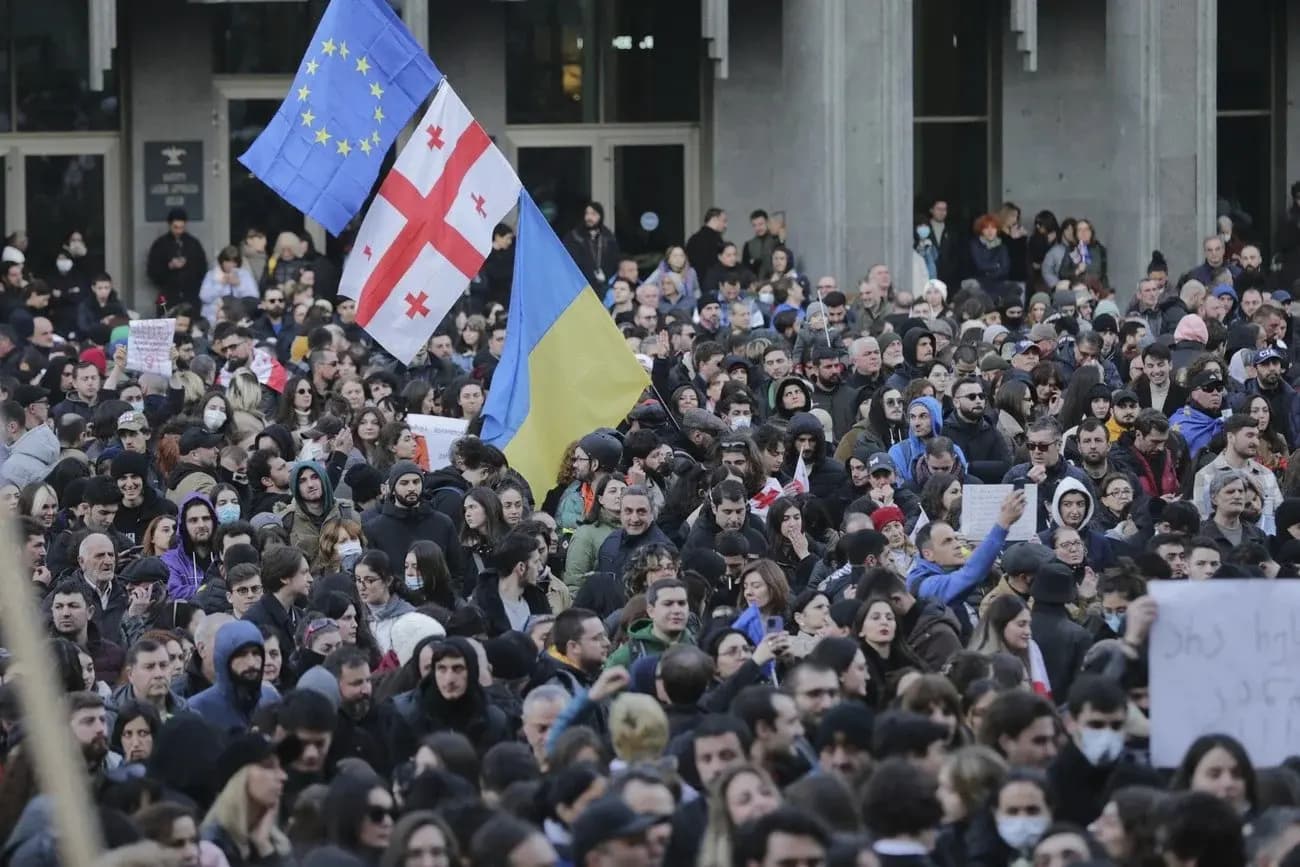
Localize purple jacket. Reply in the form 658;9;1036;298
162;492;217;600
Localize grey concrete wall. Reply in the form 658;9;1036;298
1287;2;1300;204
431;0;506;139
710;0;783;236
1000;2;1111;260
778;0;913;288
125;0;217;309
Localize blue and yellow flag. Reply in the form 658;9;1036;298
239;0;442;235
481;192;650;495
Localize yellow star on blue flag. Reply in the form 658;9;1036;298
238;0;442;235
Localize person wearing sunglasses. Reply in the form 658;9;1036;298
1167;369;1227;458
945;376;1014;484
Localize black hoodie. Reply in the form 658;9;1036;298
884;327;935;391
781;413;849;523
387;637;510;758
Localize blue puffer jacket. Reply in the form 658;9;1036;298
187;620;279;735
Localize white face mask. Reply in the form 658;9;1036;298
129;400;145;413
759;291;774;305
337;540;362;559
55;257;73;275
203;409;227;431
996;815;1049;851
404;572;423;591
730;415;751;429
1077;727;1125;766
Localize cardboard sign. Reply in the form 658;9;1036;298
126;318;176;377
406;414;470;472
1150;580;1300;767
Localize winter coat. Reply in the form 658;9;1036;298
1030;603;1093;700
470;569;551;637
166;460;219;505
942;410;1013;484
186;620;278;734
241;592;302;665
113;487;177;546
387;636;510;757
969;237;1010;285
564;517;618;588
782;412;851;519
1001;459;1097;532
0;424;59;487
902;598;963;671
279;460;361;566
362;500;463;591
366;595;417;654
162;492;218;600
907;524;1009;606
199;264;259;322
606;618;694;670
595;525;676;582
146;229;208;305
1039;476;1121;573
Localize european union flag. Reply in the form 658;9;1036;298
239;0;442;236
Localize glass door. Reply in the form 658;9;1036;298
0;134;122;298
504;125;698;271
213;77;326;256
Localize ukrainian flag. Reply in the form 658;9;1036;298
481;192;650;495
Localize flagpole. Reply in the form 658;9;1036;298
815;283;833;348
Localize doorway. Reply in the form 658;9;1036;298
0;134;122;291
505;125;698;270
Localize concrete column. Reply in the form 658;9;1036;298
778;0;913;288
1106;0;1216;293
1286;3;1300;198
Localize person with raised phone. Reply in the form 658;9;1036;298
907;489;1028;608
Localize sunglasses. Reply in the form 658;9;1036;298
1026;441;1054;452
1197;383;1225;393
366;806;396;824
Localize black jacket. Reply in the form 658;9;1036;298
564;225;621;292
242;593;302;662
470;569;551;637
146;230;208;306
943;411;1014;484
1029;603;1093;700
112;489;177;546
363;500;465;592
683;225;724;277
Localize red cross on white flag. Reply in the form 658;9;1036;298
339;81;521;364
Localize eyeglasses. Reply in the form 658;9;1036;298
1056;539;1085;550
296;388;314;396
232;584;262;597
1026;441;1055;452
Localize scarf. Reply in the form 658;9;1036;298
1128;445;1179;498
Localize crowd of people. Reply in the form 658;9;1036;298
0;196;1299;867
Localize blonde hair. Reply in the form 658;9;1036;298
175;371;205;410
941;746;1007;815
697;765;778;867
226;370;264;413
202;767;290;861
609;693;669;763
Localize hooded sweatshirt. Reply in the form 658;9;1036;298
186;620;278;734
282;459;357;564
888;397;968;484
884;327;935;390
1038;476;1119;572
781;412;849;520
162;492;218;600
389;636;509;754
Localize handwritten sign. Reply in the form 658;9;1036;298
406;414;469;472
126;318;176;377
1150;581;1300;767
960;484;1037;541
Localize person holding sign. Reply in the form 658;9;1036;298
907;489;1027;607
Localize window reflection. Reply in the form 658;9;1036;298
9;0;119;131
213;1;329;75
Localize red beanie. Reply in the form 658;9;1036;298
870;505;905;532
80;346;107;375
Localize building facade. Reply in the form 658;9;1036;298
9;0;1294;307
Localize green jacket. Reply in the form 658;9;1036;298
564;518;618;589
606;619;694;669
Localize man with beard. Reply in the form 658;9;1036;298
272;688;336;795
388;636;511;759
319;646;391;773
1074;419;1145;520
163;493;218;600
884;327;935;390
781;412;849;520
565;201;622;291
362;461;462;588
808;345;856;441
853;265;893;332
111;451;175;545
530;608;610;699
1168;370;1227;457
246;448;292;516
281;460;359;565
555;431;622;532
1188;235;1242;287
1192;413;1282;531
48;577;124;684
1239;346;1300;448
944;376;1013;483
188;619;277;733
1111;409;1184;502
166;428;221;504
69;692;116;773
683;479;767;556
243;544;310;658
110;638;187;726
174;612;234;698
1004;417;1097;530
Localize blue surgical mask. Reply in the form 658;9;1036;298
916;224;931;240
338;540;363;573
215;504;241;525
1104;612;1124;634
405;572;424;592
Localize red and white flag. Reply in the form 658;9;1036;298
339;81;521;364
217;347;287;393
792;455;811;495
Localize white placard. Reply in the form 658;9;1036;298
406;414;469;472
959;483;1038;541
126;318;176;377
1149;580;1300;767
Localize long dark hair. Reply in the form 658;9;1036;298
1169;733;1258;810
1057;364;1103;432
276;374;319;426
920;472;961;525
865;384;906;446
406;540;457;609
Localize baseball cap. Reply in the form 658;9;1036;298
867;453;895;475
1012;339;1039;357
1212;284;1238;300
302;416;344;440
1111;388;1139;406
13;384;49;408
1254;347;1287;366
1028;323;1058;343
1189;371;1225;391
681;408;727;435
1272;289;1293;304
628;401;668;426
571;797;657;864
179;428;224;454
116;410;148;433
